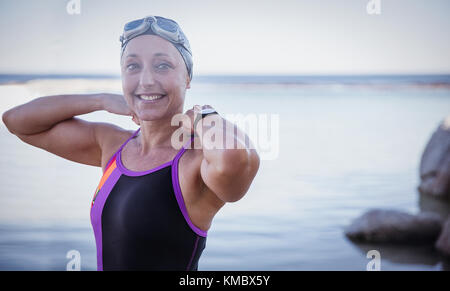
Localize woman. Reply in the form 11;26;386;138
2;16;259;271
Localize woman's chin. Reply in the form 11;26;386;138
135;112;167;122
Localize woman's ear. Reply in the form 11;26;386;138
186;77;191;89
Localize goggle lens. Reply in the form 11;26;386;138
124;18;146;31
156;18;178;33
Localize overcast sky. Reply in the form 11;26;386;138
0;0;449;75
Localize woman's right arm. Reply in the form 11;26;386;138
2;93;132;168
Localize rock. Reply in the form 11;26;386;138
418;116;450;199
345;209;443;244
435;216;450;257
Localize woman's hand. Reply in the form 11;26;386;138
100;93;140;125
183;103;260;204
182;104;215;134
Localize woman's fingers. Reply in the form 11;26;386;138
129;104;216;127
131;112;140;125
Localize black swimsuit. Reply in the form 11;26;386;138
90;128;207;270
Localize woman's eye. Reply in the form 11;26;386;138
157;63;170;70
126;63;138;70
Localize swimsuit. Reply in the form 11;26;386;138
90;127;207;270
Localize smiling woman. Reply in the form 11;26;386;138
120;34;188;123
1;15;260;271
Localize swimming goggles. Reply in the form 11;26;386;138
120;16;192;56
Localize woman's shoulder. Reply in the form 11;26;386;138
94;123;136;172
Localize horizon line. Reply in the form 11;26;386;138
1;72;450;78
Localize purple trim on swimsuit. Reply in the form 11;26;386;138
118;152;172;176
186;236;200;271
90;167;122;271
116;127;183;177
117;127;172;176
172;136;208;238
104;128;141;173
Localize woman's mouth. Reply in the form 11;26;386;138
135;94;166;102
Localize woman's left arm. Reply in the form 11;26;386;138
195;112;260;203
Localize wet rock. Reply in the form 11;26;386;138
418;116;450;199
345;209;443;244
435;216;450;257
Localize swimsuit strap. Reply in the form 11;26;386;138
171;133;207;237
105;127;141;169
173;133;195;161
106;129;193;170
117;127;141;154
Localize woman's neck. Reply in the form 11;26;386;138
135;116;183;155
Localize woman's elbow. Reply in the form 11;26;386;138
2;110;15;134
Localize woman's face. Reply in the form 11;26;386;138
120;34;190;122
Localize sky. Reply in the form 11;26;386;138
0;0;449;75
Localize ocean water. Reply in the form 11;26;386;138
0;75;449;271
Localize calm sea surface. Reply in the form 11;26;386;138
0;75;449;270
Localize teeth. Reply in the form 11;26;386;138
139;95;163;101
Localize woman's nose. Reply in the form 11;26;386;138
139;66;156;88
